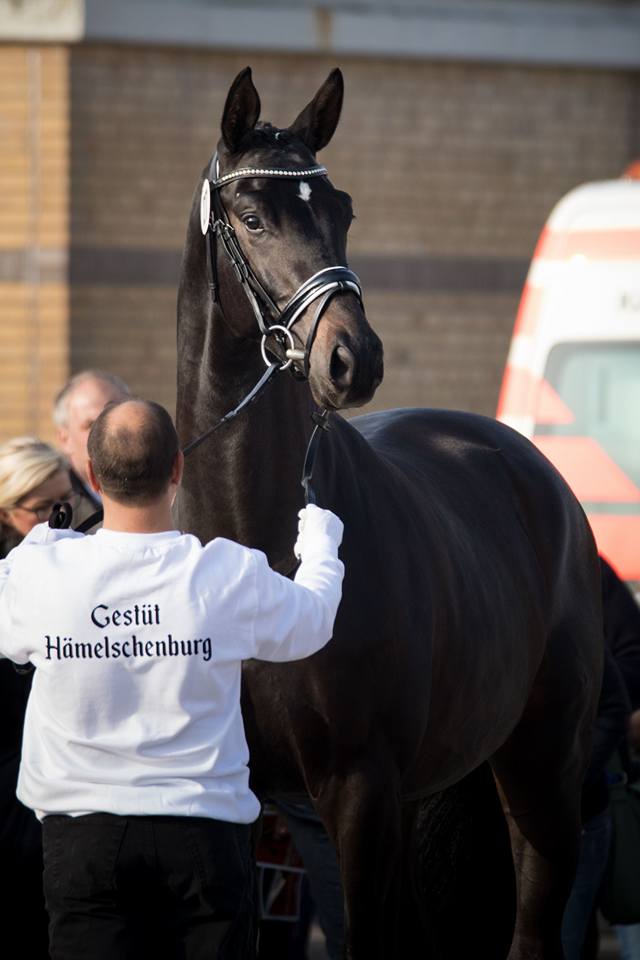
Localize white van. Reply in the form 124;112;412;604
497;167;640;586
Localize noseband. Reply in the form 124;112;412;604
202;153;363;379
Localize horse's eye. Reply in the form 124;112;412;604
242;214;263;232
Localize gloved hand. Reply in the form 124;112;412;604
294;503;344;560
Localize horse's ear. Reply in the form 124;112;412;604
288;68;344;154
220;67;261;153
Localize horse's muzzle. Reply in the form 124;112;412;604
319;331;384;409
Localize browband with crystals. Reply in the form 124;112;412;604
211;165;327;189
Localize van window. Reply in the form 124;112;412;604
534;342;640;496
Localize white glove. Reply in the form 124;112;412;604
294;504;344;560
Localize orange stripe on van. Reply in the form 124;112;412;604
498;373;574;425
538;228;640;261
533;436;640;503
534;380;574;425
589;515;640;581
513;282;543;337
496;366;535;419
532;226;552;260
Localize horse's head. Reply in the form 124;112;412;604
206;67;383;410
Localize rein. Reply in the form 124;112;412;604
57;152;354;534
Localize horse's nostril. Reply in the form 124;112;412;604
330;344;354;386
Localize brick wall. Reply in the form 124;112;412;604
0;46;69;443
1;44;638;442
67;47;639;420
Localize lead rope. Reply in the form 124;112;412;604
301;409;332;505
181;361;280;458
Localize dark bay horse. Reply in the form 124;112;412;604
175;67;602;959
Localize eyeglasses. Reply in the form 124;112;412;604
12;491;81;522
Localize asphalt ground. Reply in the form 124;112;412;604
305;917;624;959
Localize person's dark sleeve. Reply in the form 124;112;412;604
585;643;631;787
601;556;640;709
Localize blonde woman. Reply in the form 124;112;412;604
0;436;75;958
0;436;77;555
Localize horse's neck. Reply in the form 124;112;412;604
177;299;314;566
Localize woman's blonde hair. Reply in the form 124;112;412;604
0;437;68;509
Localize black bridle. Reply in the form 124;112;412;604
186;152;363;494
56;151;361;535
204;152;363;379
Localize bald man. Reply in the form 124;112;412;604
0;399;344;960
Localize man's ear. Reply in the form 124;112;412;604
87;460;101;494
0;508;11;526
171;450;185;488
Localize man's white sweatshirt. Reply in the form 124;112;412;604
0;505;344;823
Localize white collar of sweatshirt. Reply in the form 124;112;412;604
0;510;343;823
95;528;183;544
